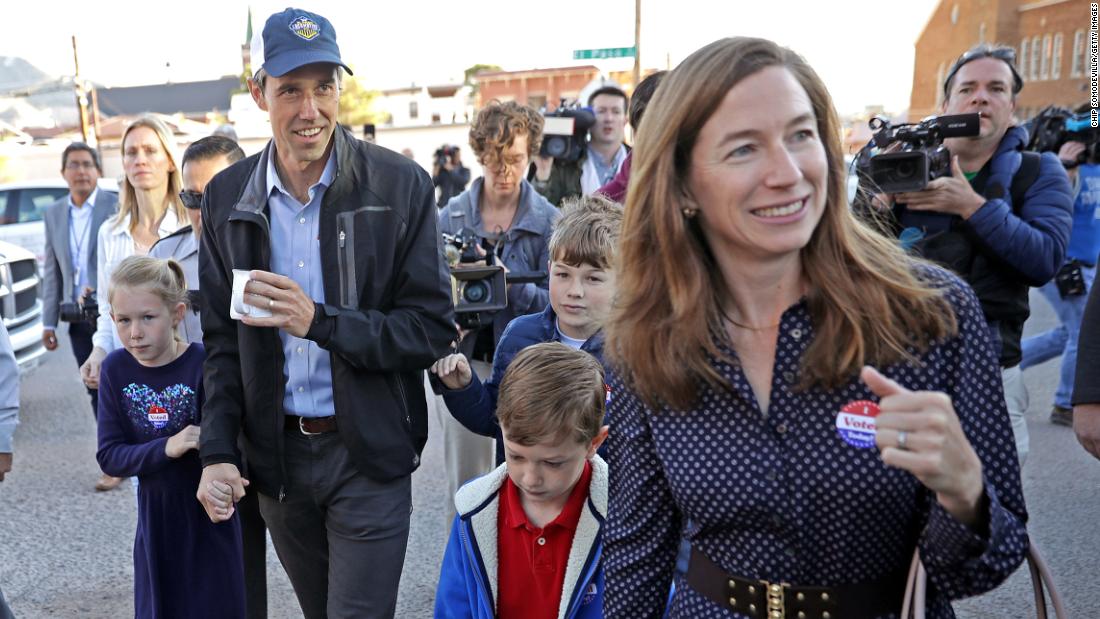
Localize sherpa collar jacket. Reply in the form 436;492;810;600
434;455;608;619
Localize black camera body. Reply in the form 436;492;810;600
1025;106;1100;164
434;144;459;169
540;100;595;162
442;227;508;330
59;292;98;323
856;113;980;194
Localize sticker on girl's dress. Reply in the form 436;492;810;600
836;400;879;448
605;384;612;406
147;405;169;429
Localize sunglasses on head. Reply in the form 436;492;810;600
179;190;203;210
943;47;1023;97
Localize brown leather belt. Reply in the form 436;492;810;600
686;547;907;619
285;415;338;435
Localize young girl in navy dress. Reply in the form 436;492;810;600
96;255;245;619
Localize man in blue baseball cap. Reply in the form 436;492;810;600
196;8;456;618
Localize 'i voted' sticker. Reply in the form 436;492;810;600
147;405;169;429
836;400;880;449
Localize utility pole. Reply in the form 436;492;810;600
632;0;641;88
90;86;101;145
71;35;89;143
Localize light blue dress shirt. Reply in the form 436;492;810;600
266;147;337;418
68;188;97;299
586;144;627;187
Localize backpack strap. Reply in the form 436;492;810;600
1008;151;1042;213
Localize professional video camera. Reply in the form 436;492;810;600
434;144;459;169
442;227;507;330
854;113;981;194
540;99;595;162
59;292;98;323
441;227;550;330
1025;106;1100;165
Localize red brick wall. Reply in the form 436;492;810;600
475;69;598;110
910;0;1006;120
910;0;1090;121
1014;0;1092;117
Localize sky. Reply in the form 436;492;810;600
4;0;941;116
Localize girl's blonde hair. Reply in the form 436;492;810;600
108;255;189;342
115;115;187;235
608;37;957;411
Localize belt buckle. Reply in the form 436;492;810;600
761;579;785;618
298;417;322;436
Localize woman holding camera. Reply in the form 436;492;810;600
433;100;560;526
438;100;560;346
602;38;1027;618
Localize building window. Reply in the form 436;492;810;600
1040;34;1052;80
528;94;547;110
1030;35;1041;81
409;101;419;120
1072;29;1086;77
1052;33;1063;79
431;113;441;124
1020;39;1029;78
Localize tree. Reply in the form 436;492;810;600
338;73;384;127
463;64;502;96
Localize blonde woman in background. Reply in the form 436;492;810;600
80;115;187;490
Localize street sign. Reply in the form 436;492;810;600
573;47;636;60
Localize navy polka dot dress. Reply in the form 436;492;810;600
603;268;1028;618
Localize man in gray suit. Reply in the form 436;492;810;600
41;142;119;491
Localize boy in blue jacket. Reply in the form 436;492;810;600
434;342;608;619
431;195;622;464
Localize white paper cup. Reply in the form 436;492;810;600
231;269;272;319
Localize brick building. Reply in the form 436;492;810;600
474;66;600;110
910;0;1091;121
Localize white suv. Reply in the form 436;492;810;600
0;240;45;373
0;179;119;267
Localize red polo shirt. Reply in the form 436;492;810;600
497;461;593;619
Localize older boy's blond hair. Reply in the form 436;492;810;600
497;342;605;446
548;194;624;270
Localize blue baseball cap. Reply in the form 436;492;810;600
251;8;353;78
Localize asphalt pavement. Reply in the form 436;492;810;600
0;290;1097;618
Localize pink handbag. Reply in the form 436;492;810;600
900;541;1068;619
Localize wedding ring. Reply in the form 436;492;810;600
897;430;909;451
269;298;275;309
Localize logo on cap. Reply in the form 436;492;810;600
290;16;320;41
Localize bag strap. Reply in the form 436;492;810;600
902;541;1067;619
1008;151;1042;212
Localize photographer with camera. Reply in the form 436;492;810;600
864;44;1073;466
435;100;560;524
1021;138;1100;427
433;144;471;207
41;143;119;491
529;85;630;207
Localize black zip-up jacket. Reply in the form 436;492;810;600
198;126;455;499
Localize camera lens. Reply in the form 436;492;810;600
463;281;490;304
543;136;567;158
896;161;917;179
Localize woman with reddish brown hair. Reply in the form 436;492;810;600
603;37;1027;618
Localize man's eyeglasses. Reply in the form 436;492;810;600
179;190;204;210
943;46;1023;97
